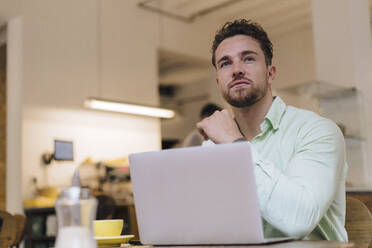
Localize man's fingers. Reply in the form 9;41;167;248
221;109;229;115
196;121;209;140
198;128;209;140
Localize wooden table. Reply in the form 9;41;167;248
126;241;354;248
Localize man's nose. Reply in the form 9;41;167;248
232;63;245;78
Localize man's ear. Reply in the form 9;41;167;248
267;65;276;86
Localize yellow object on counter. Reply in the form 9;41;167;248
93;219;124;237
81;156;129;168
103;157;129;168
23;196;56;208
95;235;134;247
38;186;59;199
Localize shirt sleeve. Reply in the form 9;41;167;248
251;118;346;238
182;129;204;147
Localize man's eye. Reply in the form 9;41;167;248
220;61;230;68
244;57;255;62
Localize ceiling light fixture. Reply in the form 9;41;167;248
85;98;175;119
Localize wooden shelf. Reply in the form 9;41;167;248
24;235;56;241
24;207;55;214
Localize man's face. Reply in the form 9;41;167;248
214;35;275;108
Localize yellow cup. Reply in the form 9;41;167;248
93;219;124;237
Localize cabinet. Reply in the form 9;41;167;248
24;205;138;248
24;207;56;248
277;80;367;187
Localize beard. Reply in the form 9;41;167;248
222;80;268;108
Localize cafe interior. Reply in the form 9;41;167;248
1;0;372;247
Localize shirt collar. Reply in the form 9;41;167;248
262;96;286;131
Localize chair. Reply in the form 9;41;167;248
12;214;26;248
345;196;372;248
0;210;17;248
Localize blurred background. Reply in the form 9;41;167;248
0;0;372;245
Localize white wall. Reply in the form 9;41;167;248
21;0;160;107
22;0;99;107
272;27;316;89
6;16;23;213
22;105;160;199
101;0;159;105
0;0;21;21
161;15;215;61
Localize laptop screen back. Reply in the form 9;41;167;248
129;142;264;245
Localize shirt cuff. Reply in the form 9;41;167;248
202;139;215;146
233;137;247;142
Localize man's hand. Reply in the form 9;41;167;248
196;109;244;144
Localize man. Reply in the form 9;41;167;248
183;103;222;147
197;19;348;241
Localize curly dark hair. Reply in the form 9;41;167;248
211;19;273;68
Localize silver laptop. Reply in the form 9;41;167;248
129;142;292;245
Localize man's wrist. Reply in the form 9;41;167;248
233;137;246;143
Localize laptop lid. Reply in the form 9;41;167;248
129;142;265;245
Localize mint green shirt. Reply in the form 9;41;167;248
204;96;348;241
